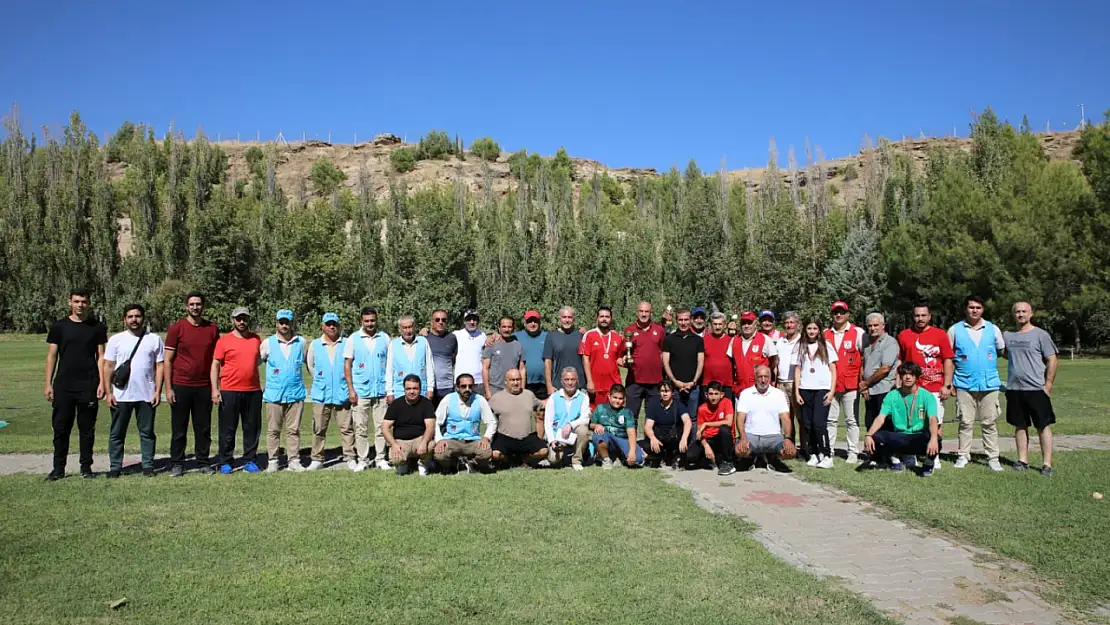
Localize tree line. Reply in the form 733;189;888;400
2;105;1109;350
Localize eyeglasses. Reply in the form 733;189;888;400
277;320;291;325
432;317;447;322
457;384;474;390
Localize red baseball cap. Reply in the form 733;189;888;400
740;310;757;322
831;301;849;312
524;310;541;322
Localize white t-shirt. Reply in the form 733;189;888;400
774;335;800;382
790;341;839;390
105;331;165;403
452;328;487;384
737;385;789;436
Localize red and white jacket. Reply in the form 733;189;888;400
825;324;865;393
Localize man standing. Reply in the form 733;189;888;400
165;292;219;477
1003;302;1058;476
897;302;955;470
543;306;585;397
662;308;704;421
825;301;866;464
44;289;107;481
433;373;496;472
579;306;626;408
306;312;352;471
515;310;549;400
425;309;458;407
211;307;264;474
103;304;164;478
452;309;487;388
382;374;436;476
344;307;390;471
544;367;592;471
261;309;307;472
759;310;784;341
774;312;803;449
948;295;1005;472
386;315;435;405
864;363;940;475
482;316;524;399
489;369;548;468
701;312;735;401
638;380;693;468
735;365;796;472
691;307;708;337
728;310;777;396
623;301;665;420
860;313;899;437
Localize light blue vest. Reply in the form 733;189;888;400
310;337;349;405
350;331;389;398
390;336;429;395
262;335;307;404
550;390;588;431
951;321;1002;392
442;393;482;441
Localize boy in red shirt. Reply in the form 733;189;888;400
697;381;737;475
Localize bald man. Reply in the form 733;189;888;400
734;365;796;472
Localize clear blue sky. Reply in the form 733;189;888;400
3;0;1108;171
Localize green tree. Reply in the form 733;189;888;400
469;137;501;161
308;158;347;197
390;147;417;173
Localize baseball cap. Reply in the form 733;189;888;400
463;308;479;320
758;309;775;320
691;306;707;318
740;310;757;322
322;312;340;324
231;306;251;319
524;310;541;322
831;301;849;312
276;309;294;321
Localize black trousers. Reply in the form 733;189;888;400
624;382;659;421
51;391;98;473
639;426;698;466
217;390;263;465
864;391;894;432
702;426;735;465
872;430;933;464
170;385;213;466
799;389;832;457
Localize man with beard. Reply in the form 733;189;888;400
306;313;353;471
579;306;626;408
165;292;219;477
897;303;954;471
211;307;264;474
729;310;777;396
544;367;592;471
103;304;165;478
344;307;391;471
260;309;307;473
623;301;665;419
453;309;487;388
543;306;585;398
433;374;496;472
947;295;1005;472
482;316;525;399
735;365;796;472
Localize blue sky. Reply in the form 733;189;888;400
2;0;1108;171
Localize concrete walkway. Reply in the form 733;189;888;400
671;469;1069;625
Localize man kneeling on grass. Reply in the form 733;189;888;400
863;362;940;476
734;365;796;473
489;369;548;468
589;384;643;469
382;374;435;476
433;374;496;473
697;382;736;475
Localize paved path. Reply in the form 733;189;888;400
671;469;1069;625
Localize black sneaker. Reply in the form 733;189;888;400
768;458;793;473
107;470;121;479
170;464;185;478
1040;465;1054;477
81;471;97;479
735;457;756;472
1012;462;1029;472
902;455;918;470
753;455;768;470
198;465;216;475
142;468;156;477
44;471;64;482
717;462;737;476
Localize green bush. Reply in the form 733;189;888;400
417;130;455;160
470;137;501;162
309;158;347;197
391;147;418;173
842;162;859;181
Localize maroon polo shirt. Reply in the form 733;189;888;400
623;322;665;385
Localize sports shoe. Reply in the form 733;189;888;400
921;463;934;477
601;458;614;470
932;457;942;471
243;461;262;474
463;460;478;474
44;471;64;482
1012;461;1029;471
845;453;860;465
806;455;820;467
288;459;307;472
306;460;323;471
953;456;970;469
143;467;155;477
988;459;1003;472
346;459;358;471
889;457;902;469
902;455;918;470
353;461;368;472
170;464;185;478
107;470;121;479
890;461;905;473
81;470;97;479
219;464;233;475
266;459;280;473
717;462;737;476
571;461;584;472
1040;465;1054;477
376;458;391;471
417;461;429;477
199;465;216;475
816;456;834;469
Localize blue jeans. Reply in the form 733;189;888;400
591;432;643;464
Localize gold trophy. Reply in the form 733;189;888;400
623;330;635;366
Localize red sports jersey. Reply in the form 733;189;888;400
897;326;954;393
623;322;665;385
697;397;734;440
701;332;734;388
579;328;626;393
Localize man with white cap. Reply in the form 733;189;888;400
260;309;307;472
211;306;264;474
453;308;487;389
306;312;353;471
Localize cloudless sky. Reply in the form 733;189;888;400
2;0;1109;171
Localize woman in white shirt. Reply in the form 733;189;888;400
791;318;838;468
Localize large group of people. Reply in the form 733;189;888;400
43;291;1060;480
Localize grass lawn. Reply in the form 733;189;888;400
2;334;1108;454
0;469;893;625
794;450;1110;612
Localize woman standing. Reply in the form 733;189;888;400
792;318;838;468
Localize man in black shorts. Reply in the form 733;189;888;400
1003;302;1058;476
382;374;436;476
44;289;108;481
488;369;548;468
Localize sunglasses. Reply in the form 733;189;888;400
457;384;474;390
432;317;447;322
833;310;849;315
277;319;291;324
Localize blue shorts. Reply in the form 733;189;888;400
591;432;643;464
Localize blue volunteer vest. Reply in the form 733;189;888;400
442;393;482;441
350;331;389;398
390;336;429;395
551;390;588;431
310;337;349;405
262;335;307;404
951;321;1002;392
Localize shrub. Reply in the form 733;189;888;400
417;130;454;160
842;162;859;182
309;158;347;197
470;137;501;162
391;147;418;173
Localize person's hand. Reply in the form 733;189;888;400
650;438;661;453
484;391;492;401
390;444;405;463
96;386;105;400
617;357;626;367
678;438;688;453
416;441;428;456
107;393;118;408
940;385;952;401
859;381;868;393
386;394;395;404
419;326;429;337
166;387;177;405
212;389;222;404
477;438;491;451
1044;381;1053;397
662;309;673;324
782;439;797;459
736;438;750;456
586;382;596;394
795;392;804;406
348;390;358;405
823;391;834;406
625;454;639;467
434;440;448;455
864;435;875;454
861;388;869;400
560;424;571;439
425;391;434;401
44;385;54;403
591;424;605;435
485;334;499;347
151;391;161;408
926;437;939;457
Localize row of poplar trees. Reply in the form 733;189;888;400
2;105;1109;350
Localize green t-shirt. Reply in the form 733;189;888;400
590;404;635;438
879;388;937;434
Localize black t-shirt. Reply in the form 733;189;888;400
646;398;685;431
384;396;435;440
663;330;704;383
47;317;108;396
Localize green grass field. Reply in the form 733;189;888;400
0;469;894;625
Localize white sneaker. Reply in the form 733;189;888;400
417;461;428;477
816;456;834;469
845;453;859;465
601;458;614;470
806;455;819;467
353;461;368;472
953;456;970;469
988;459;1003;472
571;461;584;472
890;456;902;466
346;459;358;471
287;458;306;472
266;459;280;473
932;458;941;471
376;458;391;471
306;460;323;471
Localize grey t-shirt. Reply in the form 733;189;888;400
426;331;458;391
482;337;524;393
488;389;541;439
862;333;899;395
1003;328;1057;391
542;328;585;384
